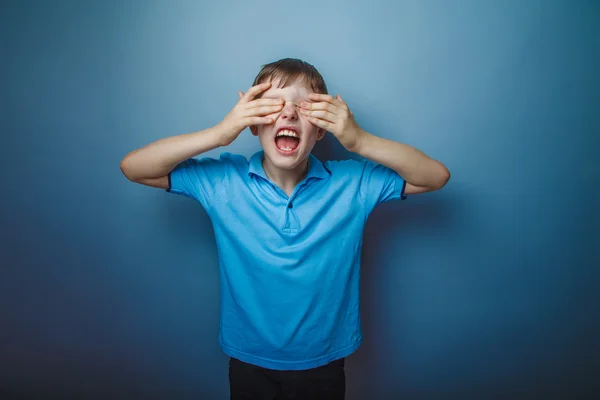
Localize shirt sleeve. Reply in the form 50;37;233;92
357;160;407;214
166;154;232;209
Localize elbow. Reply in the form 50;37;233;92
432;162;450;191
120;154;139;182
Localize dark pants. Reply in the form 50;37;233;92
229;357;346;400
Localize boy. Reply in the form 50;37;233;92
120;58;450;399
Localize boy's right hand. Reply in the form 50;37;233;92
216;82;284;146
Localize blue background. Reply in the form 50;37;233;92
2;0;599;398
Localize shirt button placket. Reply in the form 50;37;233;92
283;197;300;232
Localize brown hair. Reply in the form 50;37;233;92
252;58;328;97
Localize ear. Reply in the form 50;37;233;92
316;128;326;140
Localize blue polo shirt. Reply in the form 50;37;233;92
167;151;406;370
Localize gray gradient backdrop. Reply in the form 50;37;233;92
2;0;599;398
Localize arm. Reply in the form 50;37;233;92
120;127;223;189
120;82;284;189
299;94;450;195
353;132;450;194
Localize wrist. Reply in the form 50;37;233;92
210;123;232;147
351;129;370;154
183;125;226;153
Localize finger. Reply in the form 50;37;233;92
336;94;349;110
246;105;284;116
241;81;272;102
246;116;274;125
299;108;336;123
300;101;338;115
238;92;244;100
306;116;332;130
247;98;285;108
309;93;345;108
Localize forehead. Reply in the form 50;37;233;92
261;78;312;99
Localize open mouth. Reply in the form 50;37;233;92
275;128;301;153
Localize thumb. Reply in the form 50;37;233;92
238;91;244;100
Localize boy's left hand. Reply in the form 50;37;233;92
299;94;365;152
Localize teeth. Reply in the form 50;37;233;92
276;129;299;138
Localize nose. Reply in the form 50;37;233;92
280;101;299;121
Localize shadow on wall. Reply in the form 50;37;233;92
156;192;215;244
352;194;460;398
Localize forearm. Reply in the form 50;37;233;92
120;125;224;182
355;131;450;189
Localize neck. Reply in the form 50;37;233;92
262;156;309;196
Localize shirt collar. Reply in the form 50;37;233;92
248;151;330;181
